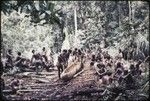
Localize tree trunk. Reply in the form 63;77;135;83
74;7;77;40
129;1;132;24
117;1;121;27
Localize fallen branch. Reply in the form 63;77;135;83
73;69;85;78
141;81;149;92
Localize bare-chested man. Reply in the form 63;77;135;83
56;52;65;79
5;49;14;71
31;50;43;74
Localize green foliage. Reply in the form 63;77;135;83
1;1;149;56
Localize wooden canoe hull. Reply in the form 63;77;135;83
61;60;82;81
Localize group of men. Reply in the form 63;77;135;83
56;46;148;89
1;47;54;74
56;48;84;78
85;47;146;89
0;45;149;100
1;46;148;88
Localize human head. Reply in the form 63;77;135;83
62;49;67;54
17;52;21;56
8;49;12;54
42;47;45;51
123;70;128;75
75;48;77;51
90;62;94;66
78;49;81;53
129;64;135;71
116;62;122;68
68;49;72;54
32;50;35;54
117;68;122;75
119;48;122;53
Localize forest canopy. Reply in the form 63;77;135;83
1;1;149;58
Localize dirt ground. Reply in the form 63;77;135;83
2;59;149;100
2;60;104;100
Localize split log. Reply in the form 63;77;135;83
25;83;67;87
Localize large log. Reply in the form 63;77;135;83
60;60;83;81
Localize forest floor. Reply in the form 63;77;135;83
3;60;106;100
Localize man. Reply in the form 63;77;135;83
91;54;96;62
5;49;14;71
122;72;136;89
41;47;50;71
41;47;48;63
22;59;31;69
61;49;68;69
129;63;136;76
115;61;124;72
134;61;142;77
103;51;111;60
122;48;128;60
96;52;103;62
10;76;20;94
73;48;78;60
49;52;54;68
65;49;72;67
14;52;24;72
56;53;65;79
127;47;134;60
67;49;72;60
117;49;123;60
77;49;82;60
31;50;43;74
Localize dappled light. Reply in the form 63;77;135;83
1;1;149;100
